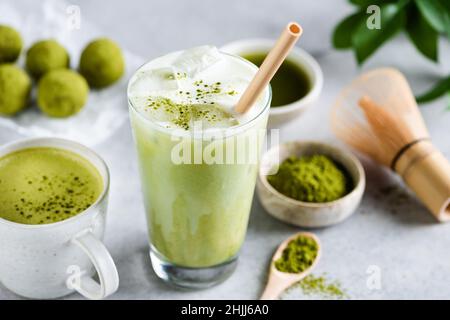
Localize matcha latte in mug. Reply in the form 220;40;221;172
128;46;271;288
0;138;118;299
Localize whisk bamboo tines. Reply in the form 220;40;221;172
331;68;450;222
357;96;418;167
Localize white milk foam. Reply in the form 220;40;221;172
128;46;269;131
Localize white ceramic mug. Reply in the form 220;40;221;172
0;138;119;299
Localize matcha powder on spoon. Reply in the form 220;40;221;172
274;235;348;299
275;235;319;273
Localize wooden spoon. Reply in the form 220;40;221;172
260;232;321;300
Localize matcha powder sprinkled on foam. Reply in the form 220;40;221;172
268;155;351;203
146;95;237;130
143;78;241;130
275;235;319;274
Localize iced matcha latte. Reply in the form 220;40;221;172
128;46;270;287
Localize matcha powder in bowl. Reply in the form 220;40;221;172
268;155;350;203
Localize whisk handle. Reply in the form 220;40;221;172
396;141;450;222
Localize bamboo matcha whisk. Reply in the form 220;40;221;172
331;68;450;222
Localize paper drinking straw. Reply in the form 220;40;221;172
234;22;303;114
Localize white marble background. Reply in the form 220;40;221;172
0;0;450;299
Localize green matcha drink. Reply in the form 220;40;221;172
128;46;270;287
0;147;103;225
241;52;310;107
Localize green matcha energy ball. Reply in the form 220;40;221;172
79;38;124;88
0;25;23;63
38;69;89;118
26;40;70;79
0;64;31;115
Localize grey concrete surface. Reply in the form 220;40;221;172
1;0;450;299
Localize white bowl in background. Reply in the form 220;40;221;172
221;39;323;128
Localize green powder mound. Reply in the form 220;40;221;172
38;69;89;118
0;147;103;225
0;64;31;115
79;38;124;88
275;235;319;273
0;25;23;63
26;39;70;79
297;274;347;299
268;154;349;203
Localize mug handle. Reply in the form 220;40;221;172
66;229;119;300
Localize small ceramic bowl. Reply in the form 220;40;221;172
256;141;365;228
220;38;323;128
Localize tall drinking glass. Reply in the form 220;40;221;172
128;51;271;288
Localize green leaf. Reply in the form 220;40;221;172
415;0;450;35
349;0;397;6
406;6;438;61
416;75;450;103
332;12;365;49
441;0;450;40
439;0;450;12
352;3;407;64
447;92;450;110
